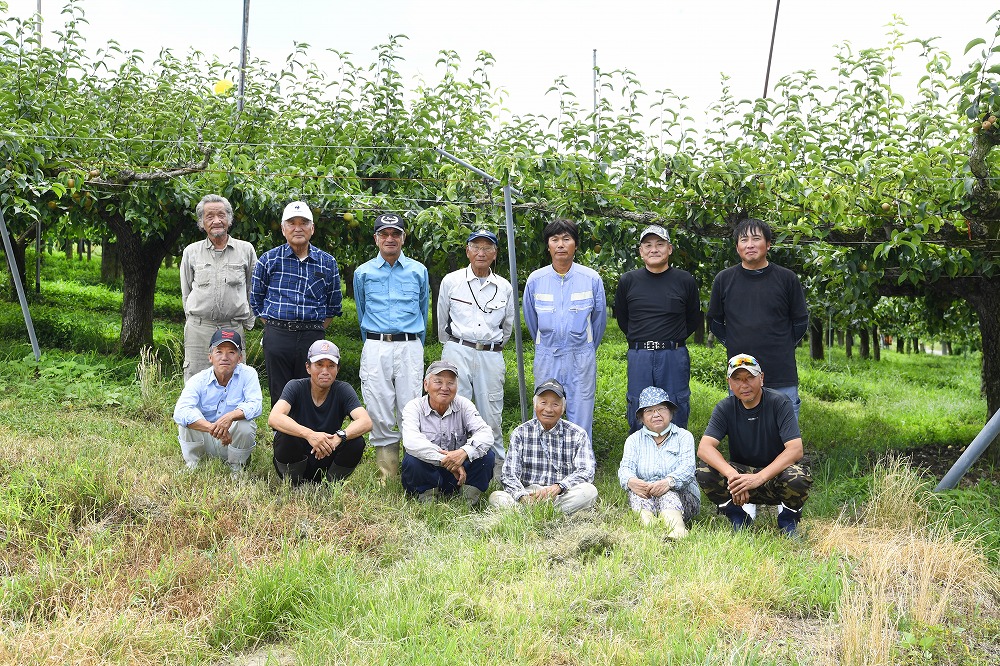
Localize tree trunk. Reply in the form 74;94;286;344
962;276;1000;463
896;337;904;354
809;318;824;360
912;337;919;353
64;237;73;260
100;237;122;284
429;269;443;344
859;327;870;360
845;330;853;359
692;310;705;345
872;325;880;362
836;330;844;346
2;235;28;301
105;212;183;356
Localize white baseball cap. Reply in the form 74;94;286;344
282;201;313;223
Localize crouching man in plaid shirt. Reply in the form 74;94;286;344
489;379;598;515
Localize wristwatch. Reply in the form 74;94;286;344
335;429;347;440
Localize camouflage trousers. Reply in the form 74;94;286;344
696;461;812;511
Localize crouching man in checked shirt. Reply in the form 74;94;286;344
489;379;598;515
400;360;495;507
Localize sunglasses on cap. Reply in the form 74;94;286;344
729;355;760;369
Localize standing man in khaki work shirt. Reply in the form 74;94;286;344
180;194;257;381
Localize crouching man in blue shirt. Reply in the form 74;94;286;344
173;328;262;473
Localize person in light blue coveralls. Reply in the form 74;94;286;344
354;213;431;482
522;218;607;443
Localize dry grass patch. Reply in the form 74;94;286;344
811;456;1000;665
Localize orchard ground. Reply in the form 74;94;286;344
0;252;998;665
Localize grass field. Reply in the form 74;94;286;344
0;253;998;665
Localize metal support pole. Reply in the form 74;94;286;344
504;181;528;422
934;409;1000;491
238;0;250;113
35;0;43;294
763;0;781;98
0;209;42;360
592;48;598;151
434;147;527;421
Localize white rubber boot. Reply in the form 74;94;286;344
375;444;399;484
661;510;689;539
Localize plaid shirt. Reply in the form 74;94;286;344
501;417;596;501
250;244;342;322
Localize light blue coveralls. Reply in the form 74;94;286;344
522;263;607;442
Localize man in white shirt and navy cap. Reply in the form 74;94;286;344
437;229;515;478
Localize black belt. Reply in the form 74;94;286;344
366;332;419;342
266;319;324;332
630;340;685;351
451;336;503;352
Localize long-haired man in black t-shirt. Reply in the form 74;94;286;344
707;218;808;423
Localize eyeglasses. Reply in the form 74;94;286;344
643;406;671;417
377;230;403;239
728;355;760;369
468;244;496;254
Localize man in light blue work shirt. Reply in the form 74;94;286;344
173;328;263;473
353;213;430;482
522;218;607;443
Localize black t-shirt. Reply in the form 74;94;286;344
279;378;362;433
703;388;801;467
614;267;701;343
707;263;808;387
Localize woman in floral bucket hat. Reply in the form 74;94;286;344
617;386;701;537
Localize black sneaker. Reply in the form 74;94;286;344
776;507;802;536
720;503;753;531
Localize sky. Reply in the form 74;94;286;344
5;0;994;125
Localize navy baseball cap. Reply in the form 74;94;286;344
374;214;405;233
534;378;566;399
210;328;243;352
467;229;499;245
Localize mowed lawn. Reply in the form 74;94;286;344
0;255;998;665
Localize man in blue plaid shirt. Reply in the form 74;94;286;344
489;379;598;515
251;201;342;406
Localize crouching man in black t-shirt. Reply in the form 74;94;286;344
696;354;812;535
268;339;373;484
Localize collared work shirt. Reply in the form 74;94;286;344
401;394;493;465
437;266;515;344
173;363;263;426
250;244;342;322
523;264;607;352
617;422;697;490
179;236;257;327
502;417;596;501
353;252;430;344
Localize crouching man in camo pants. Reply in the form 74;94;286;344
696;354;812;535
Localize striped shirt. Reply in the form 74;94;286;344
250;243;342;322
617;423;697;491
501;417;596;501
